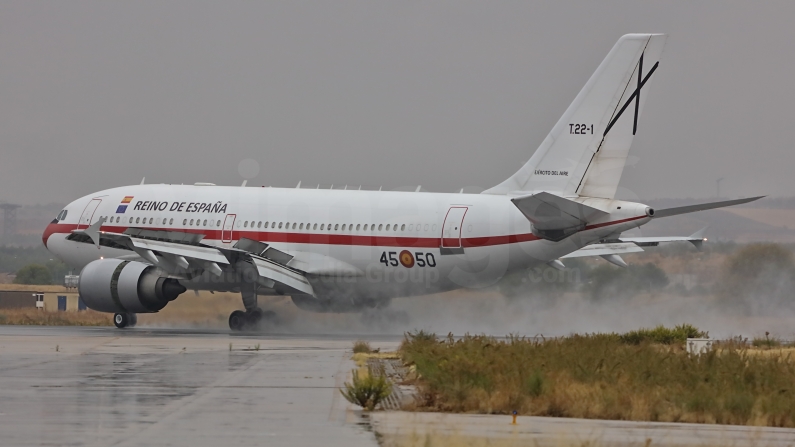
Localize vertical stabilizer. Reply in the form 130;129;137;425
483;34;667;198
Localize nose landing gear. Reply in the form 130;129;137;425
113;313;137;329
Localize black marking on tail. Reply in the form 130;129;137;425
603;53;659;137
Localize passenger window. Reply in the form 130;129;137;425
401;224;405;231
149;218;153;224
313;223;318;230
216;220;221;226
299;223;303;230
189;219;194;225
257;221;262;228
244;221;248;228
203;219;207;226
356;224;360;231
264;222;269;228
424;224;429;231
334;224;339;230
320;224;324;230
170;218;174;225
386;224;390;231
395;225;399;232
378;224;383;231
135;217;140;224
278;222;283;229
341;224;346;231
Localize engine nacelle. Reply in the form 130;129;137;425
79;259;186;313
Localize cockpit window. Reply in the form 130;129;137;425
56;210;68;221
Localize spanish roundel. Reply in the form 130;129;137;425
399;250;414;268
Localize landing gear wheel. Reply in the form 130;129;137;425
229;310;247;331
248;307;264;325
113;313;130;329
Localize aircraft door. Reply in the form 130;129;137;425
77;199;102;230
440;206;467;255
222;214;236;243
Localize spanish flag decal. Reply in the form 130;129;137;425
121;196;134;204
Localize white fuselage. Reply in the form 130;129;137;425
44;184;651;306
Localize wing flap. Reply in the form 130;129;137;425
561;242;644;258
251;257;315;295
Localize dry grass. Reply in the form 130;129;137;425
400;330;795;427
0;309;111;326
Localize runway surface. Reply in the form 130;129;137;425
0;326;400;447
4;326;795;447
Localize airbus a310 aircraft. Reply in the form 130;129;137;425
43;34;759;330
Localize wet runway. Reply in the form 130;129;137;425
0;326;400;447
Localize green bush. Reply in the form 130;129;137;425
752;335;782;348
340;366;392;411
619;323;707;345
13;264;53;285
352;340;373;354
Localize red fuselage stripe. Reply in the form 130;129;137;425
43;215;645;249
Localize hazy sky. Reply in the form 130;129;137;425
1;1;792;205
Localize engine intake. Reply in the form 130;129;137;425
79;259;186;313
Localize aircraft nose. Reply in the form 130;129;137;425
42;220;58;249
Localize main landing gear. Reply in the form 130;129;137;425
113;313;137;329
228;308;276;331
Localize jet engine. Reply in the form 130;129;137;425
79;259;186;313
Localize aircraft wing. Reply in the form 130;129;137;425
618;226;708;248
559;226;709;268
511;191;608;241
69;221;315;296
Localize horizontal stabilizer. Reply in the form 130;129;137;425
652;196;763;218
511;192;607;241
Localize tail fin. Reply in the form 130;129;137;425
483;34;667;198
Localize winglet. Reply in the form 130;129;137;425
688;226;709;250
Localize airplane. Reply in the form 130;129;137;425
42;34;760;330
